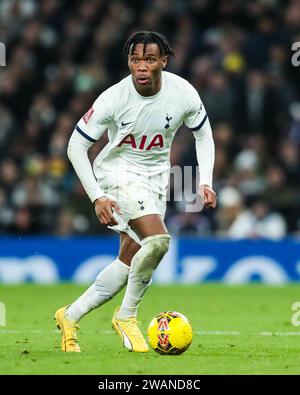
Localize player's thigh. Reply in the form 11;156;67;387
118;232;141;266
129;214;169;240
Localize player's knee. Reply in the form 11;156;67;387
156;235;170;257
131;234;171;275
142;234;171;262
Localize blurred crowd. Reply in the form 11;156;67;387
0;0;300;239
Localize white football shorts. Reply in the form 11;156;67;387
103;182;167;245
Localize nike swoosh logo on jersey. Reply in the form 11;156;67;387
121;121;134;126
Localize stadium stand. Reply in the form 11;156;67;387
0;0;299;237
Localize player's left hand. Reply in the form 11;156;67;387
198;184;217;209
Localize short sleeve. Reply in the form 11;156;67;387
75;87;115;142
183;86;208;132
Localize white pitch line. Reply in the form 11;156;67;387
0;329;114;334
0;330;51;334
196;331;300;336
260;331;300;336
1;329;300;336
195;331;240;335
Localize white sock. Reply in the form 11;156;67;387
117;235;170;319
66;258;130;321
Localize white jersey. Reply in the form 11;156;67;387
75;71;210;197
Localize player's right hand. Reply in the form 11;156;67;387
94;196;122;226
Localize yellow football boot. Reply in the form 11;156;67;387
55;306;81;352
112;307;149;352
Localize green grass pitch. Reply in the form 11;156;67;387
0;283;300;374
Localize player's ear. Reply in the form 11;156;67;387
162;56;168;69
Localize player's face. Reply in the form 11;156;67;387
128;43;167;96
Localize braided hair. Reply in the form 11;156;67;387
123;31;175;58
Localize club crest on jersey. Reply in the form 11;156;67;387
83;107;94;124
117;134;164;150
138;200;145;210
165;114;172;129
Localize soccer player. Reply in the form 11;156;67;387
55;31;217;353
